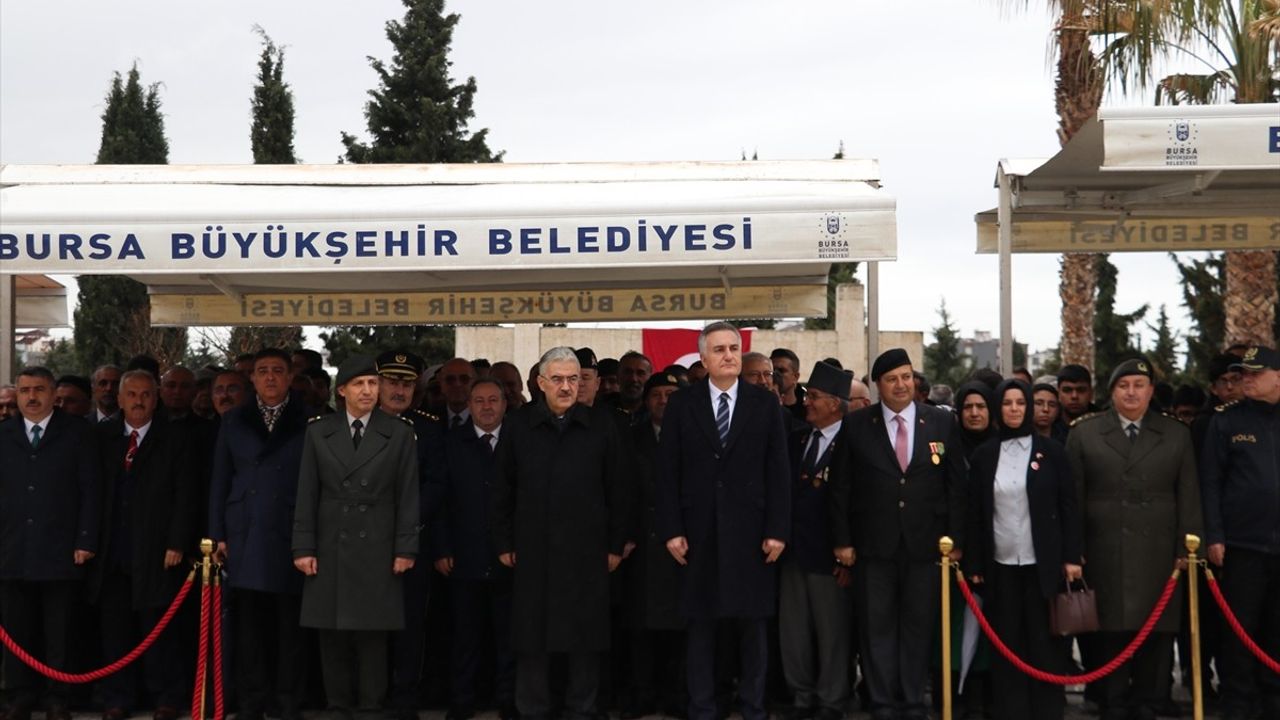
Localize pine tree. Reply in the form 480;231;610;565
1171;253;1226;384
924;299;970;388
328;0;502;362
1146;304;1180;381
1093;254;1148;395
76;64;183;371
340;0;501;164
251;28;297;164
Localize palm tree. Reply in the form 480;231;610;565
1052;2;1107;368
1097;0;1279;346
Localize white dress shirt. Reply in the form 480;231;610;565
993;435;1036;565
805;419;843;462
881;402;917;466
473;423;502;451
23;413;52;445
708;380;740;430
124;419;153;443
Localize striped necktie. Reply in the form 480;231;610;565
716;392;730;444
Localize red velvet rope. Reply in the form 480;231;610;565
954;567;1180;685
211;575;225;720
0;571;195;683
1204;568;1280;675
191;581;211;720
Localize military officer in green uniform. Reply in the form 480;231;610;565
1065;358;1202;720
293;355;420;719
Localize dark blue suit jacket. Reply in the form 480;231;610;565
208;392;308;594
433;423;507;581
787;423;843;574
0;409;101;581
657;379;791;619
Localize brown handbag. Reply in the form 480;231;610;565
1048;578;1099;636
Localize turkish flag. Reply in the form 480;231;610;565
641;328;753;371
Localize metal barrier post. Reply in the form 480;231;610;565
1186;534;1203;720
197;539;213;720
940;536;953;720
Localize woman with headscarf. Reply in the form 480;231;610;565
967;379;1082;720
955;381;997;462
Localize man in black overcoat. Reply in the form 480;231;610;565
491;346;630;720
90;369;197;720
209;348;311;720
656;322;791;720
829;348;967;720
0;366;101;720
434;377;516;720
621;371;688;718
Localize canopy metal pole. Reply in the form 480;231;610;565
867;262;880;390
1;276;15;383
997;164;1013;373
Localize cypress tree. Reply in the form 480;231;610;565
328;0;502;362
76;64;184;370
251;28;298;164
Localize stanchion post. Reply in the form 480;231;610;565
940;536;953;720
197;538;213;720
1186;534;1203;720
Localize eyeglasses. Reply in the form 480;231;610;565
541;374;580;386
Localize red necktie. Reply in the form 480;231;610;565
894;415;909;472
124;429;139;471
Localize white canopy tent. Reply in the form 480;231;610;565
0;160;897;378
975;104;1280;370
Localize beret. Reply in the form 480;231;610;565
871;348;911;382
1108;357;1153;389
336;354;378;387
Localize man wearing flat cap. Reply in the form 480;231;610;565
780;362;853;720
1066;357;1201;720
828;348;966;720
293;355;420;719
1199;346;1280;720
375;350;446;720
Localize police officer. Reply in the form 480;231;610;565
375;350;445;720
1200;346;1280;720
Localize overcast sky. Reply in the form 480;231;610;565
0;0;1210;359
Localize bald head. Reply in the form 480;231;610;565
160;366;197;415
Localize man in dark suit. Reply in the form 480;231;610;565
90;369;197;720
621;372;688;719
293;355;420;719
375;350;445;720
657;322;791;720
780;362;852;720
434;377;516;720
829;348;966;720
91;364;123;424
492;346;630;720
0;366;101;720
209;348;311;720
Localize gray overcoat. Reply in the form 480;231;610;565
1066;409;1202;632
293;408;420;631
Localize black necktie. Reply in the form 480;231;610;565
451;414;464;429
352;419;364;450
1127;423;1138;443
481;433;494;453
802;429;822;476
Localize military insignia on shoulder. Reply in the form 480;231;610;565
308;415;324;424
1070;411;1103;427
412;408;440;422
397;415;414;427
1215;399;1240;413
